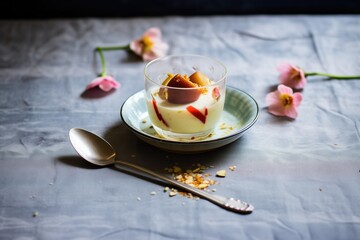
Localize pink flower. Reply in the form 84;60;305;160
277;63;307;89
130;27;168;61
266;84;302;119
86;75;120;92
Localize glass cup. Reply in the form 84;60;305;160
144;55;227;141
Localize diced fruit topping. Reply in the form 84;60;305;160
189;71;211;86
166;74;201;104
161;73;175;86
159;73;174;100
159;71;212;104
167;74;198;88
158;87;168;100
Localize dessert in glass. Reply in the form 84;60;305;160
144;55;227;141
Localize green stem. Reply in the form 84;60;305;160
95;45;130;52
95;45;130;77
97;48;107;77
305;72;360;80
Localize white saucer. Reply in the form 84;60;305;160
120;86;259;153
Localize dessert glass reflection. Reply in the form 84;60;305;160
144;55;227;141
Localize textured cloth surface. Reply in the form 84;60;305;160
0;16;359;239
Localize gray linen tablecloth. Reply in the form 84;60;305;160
0;16;359;239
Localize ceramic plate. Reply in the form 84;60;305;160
120;86;259;153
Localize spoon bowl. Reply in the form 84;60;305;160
69;127;254;214
69;128;116;166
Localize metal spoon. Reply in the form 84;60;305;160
69;127;254;214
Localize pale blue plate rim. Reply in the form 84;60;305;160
120;86;259;145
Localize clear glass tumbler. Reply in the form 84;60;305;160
144;55;227;141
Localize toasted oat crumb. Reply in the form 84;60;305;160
229;165;237;171
216;170;226;177
150;191;157;195
198;183;208;189
169;189;178;197
165;164;218;198
219;122;234;131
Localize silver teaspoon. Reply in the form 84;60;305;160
69;128;254;214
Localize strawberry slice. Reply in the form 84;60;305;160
186;106;208;124
152;99;169;127
212;87;221;101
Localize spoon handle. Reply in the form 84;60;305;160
115;160;253;214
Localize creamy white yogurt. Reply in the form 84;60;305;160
147;87;225;134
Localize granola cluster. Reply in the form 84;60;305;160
164;164;217;197
143;163;238;201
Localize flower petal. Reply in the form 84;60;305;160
294;70;307;89
130;27;168;61
277;63;293;73
144;27;162;39
151;41;169;56
277;63;307;89
86;75;120;92
268;102;286;117
284;106;298;119
86;77;104;90
292;92;303;107
129;40;143;55
266;84;302;119
277;84;293;95
142;51;158;61
265;91;281;106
